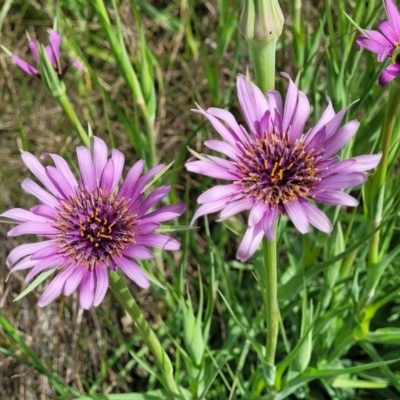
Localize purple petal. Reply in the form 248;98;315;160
46;166;76;198
248;201;268;227
21;152;60;196
30;205;58;220
236;222;264;261
300;200;332;233
100;160;115;192
136;222;160;235
21;178;59;208
128;164;165;206
267;90;283;115
41;153;79;188
356;30;394;54
285;201;310;234
324;103;353;140
384;0;400;39
136;233;180;250
281;73;299;134
80;270;95;309
318;172;367;189
307;97;335;142
349;154;382;171
123;245;154;260
207;107;250;143
6;241;51;267
194;108;241;146
92;136;108;182
324;120;360;158
289;91;310;140
31;245;60;260
76;146;96;192
93;264;109;307
110;149;125;191
28;41;39;62
113;256;150;288
198;184;241;204
1;208;49;223
64;265;86;295
262;207;279;241
236;74;269;135
219;197;254;219
117;160;145;200
135;185;170;216
38;267;74;307
46;30;61;65
8;258;37;277
11;55;39;77
204;140;240;161
313;190;359;206
141;203;186;223
186;160;238;180
8;221;58;237
191;198;232;224
379;64;400;87
378;20;398;45
25;255;65;281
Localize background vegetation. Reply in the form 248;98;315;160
1;0;400;399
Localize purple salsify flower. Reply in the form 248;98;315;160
11;29;82;79
186;74;381;262
1;137;185;309
355;0;400;86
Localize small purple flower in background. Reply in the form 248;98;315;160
1;137;185;309
11;29;82;79
355;0;400;86
186;74;381;262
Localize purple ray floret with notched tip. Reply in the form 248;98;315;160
1;137;185;309
11;29;82;78
186;73;381;262
355;0;400;86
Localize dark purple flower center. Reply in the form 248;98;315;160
236;132;323;208
55;189;138;269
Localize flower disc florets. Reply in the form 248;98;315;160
186;73;381;261
237;132;323;207
56;189;138;269
1;136;186;309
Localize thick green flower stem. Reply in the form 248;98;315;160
249;39;277;93
363;82;400;315
109;272;180;397
56;93;90;147
262;237;278;385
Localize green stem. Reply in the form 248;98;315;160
262;236;278;384
56;93;90;147
363;82;400;312
371;82;399;196
109;272;180;397
248;39;277;92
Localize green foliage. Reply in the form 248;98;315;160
1;0;400;399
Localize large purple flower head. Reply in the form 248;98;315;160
186;74;381;262
1;137;185;309
355;0;400;86
11;29;82;78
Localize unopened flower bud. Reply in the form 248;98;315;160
239;0;284;45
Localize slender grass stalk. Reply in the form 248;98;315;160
56;93;90;147
109;272;180;397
